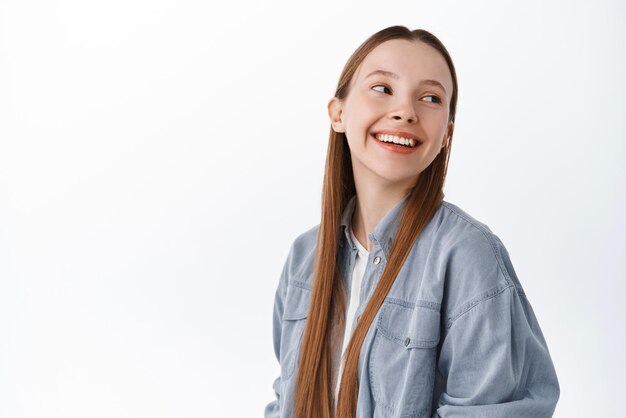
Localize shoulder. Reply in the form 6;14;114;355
436;200;514;283
438;201;506;267
281;223;320;289
432;200;525;319
290;223;320;256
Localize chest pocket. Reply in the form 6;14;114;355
370;299;441;418
280;283;311;381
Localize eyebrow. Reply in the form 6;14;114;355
364;69;448;95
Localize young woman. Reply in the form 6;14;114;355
264;25;560;418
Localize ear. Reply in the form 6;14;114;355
327;97;345;133
442;120;454;149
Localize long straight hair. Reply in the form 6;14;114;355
294;26;459;418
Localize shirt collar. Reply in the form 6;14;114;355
339;192;411;259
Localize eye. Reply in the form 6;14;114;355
422;95;442;104
372;84;392;94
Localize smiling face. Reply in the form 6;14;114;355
328;39;454;193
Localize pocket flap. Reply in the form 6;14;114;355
377;301;441;348
282;284;311;321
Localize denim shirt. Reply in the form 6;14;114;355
264;194;560;418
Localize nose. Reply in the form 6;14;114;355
390;98;418;124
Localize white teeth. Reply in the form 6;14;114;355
374;134;417;147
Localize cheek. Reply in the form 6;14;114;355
424;120;448;143
348;96;380;118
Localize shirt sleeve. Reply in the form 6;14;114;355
264;242;292;418
432;283;560;417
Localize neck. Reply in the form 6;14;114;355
350;169;414;253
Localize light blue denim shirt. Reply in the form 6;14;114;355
265;194;560;418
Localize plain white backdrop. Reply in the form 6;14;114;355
0;0;624;416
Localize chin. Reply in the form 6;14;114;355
377;172;421;188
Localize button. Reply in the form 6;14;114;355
373;256;381;265
404;337;411;347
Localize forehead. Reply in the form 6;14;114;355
353;39;453;95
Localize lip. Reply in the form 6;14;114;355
370;133;421;154
370;129;423;145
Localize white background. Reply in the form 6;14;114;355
1;0;624;417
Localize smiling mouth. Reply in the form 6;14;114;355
372;133;422;148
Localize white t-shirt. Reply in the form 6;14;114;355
334;224;369;404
